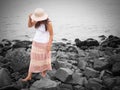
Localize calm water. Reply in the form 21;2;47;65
0;0;120;43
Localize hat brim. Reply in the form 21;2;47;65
31;13;48;21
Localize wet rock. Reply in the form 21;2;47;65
0;68;12;88
83;67;99;78
55;68;73;82
5;48;30;72
30;78;58;90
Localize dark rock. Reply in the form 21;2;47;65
85;78;105;90
0;68;12;88
73;85;85;90
98;35;107;41
112;62;120;74
100;35;120;48
55;68;73;82
103;76;116;89
66;46;78;54
5;48;30;72
75;38;99;49
94;58;108;71
12;40;32;50
59;83;73;90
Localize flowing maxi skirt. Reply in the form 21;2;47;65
28;40;52;73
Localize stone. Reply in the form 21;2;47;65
30;78;58;90
78;60;87;70
59;83;73;90
54;60;72;70
112;62;120;73
55;68;73;82
85;78;105;90
5;48;30;72
84;67;99;78
94;59;108;71
73;85;85;90
103;77;116;88
0;68;12;88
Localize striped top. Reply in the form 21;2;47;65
33;24;49;43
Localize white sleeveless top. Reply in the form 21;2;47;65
33;24;49;43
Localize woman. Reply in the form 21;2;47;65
21;8;53;81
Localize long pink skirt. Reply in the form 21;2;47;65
28;40;52;73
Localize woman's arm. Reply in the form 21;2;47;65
47;21;53;46
28;13;36;28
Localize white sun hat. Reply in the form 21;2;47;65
31;8;48;21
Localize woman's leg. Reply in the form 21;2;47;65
21;72;32;81
41;70;47;77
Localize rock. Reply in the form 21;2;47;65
73;85;85;90
84;67;99;78
94;59;108;71
85;78;105;90
112;62;120;74
30;78;58;90
70;73;88;85
1;39;12;47
55;68;73;82
54;59;72;69
112;86;120;90
103;76;116;88
88;49;101;58
5;48;30;72
0;68;12;88
100;35;120;48
59;83;73;90
66;45;78;54
78;60;87;70
74;38;99;49
12;40;32;50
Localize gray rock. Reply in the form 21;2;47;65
84;67;99;78
85;78;105;90
55;68;73;82
78;60;87;70
5;48;30;72
0;68;12;88
30;78;58;90
94;59;108;71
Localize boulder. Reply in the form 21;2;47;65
5;48;30;72
58;83;73;90
0;68;12;88
94;59;108;71
30;78;58;90
85;78;105;90
55;68;73;82
100;35;120;48
78;60;87;70
73;85;85;90
84;67;99;78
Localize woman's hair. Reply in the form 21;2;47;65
35;18;50;31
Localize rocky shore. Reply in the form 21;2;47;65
0;35;120;90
